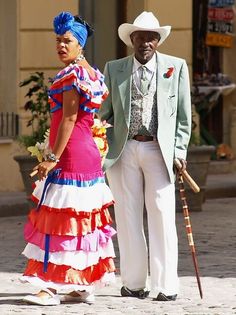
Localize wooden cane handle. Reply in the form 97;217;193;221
174;159;200;193
29;169;38;178
182;170;200;193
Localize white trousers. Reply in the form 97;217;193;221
106;140;179;295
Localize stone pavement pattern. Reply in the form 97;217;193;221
0;198;236;314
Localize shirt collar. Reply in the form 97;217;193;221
133;52;157;73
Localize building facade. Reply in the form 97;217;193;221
0;0;235;192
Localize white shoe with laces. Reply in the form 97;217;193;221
60;290;95;304
22;288;60;306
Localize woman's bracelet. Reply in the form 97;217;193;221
45;153;60;163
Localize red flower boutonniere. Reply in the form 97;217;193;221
164;67;174;78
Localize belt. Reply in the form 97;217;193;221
133;135;154;142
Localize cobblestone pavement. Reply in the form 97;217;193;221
0;198;236;314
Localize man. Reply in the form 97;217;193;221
99;11;191;301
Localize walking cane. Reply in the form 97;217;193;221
174;159;203;299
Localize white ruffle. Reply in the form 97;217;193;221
32;181;113;212
22;240;115;270
20;272;115;292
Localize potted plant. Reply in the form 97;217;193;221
14;72;51;198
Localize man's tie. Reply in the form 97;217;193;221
140;66;149;95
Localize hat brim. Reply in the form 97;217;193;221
118;24;171;47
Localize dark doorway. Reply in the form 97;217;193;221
116;0;127;58
79;0;128;68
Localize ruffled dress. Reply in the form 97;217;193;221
20;63;116;293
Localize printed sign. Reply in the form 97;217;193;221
208;20;234;33
208;0;235;6
206;32;234;47
208;7;234;21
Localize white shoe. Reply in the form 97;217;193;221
60;290;95;304
23;288;60;306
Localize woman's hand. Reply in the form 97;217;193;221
33;161;57;181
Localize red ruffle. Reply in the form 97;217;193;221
24;257;115;285
28;204;114;236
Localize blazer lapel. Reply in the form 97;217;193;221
156;52;175;116
117;56;133;125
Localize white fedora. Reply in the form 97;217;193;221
118;11;171;47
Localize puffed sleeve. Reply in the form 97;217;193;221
48;64;109;114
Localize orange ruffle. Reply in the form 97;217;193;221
28;204;113;236
24;257;115;285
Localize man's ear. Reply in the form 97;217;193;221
130;34;134;45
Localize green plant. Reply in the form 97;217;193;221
190;127;201;146
190;103;201;146
18;72;51;148
190;87;219;146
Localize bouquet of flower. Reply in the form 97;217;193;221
27;129;50;162
27;119;110;165
91;118;111;164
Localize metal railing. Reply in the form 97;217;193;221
0;112;19;138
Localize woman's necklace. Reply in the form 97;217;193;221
71;55;85;64
70;54;96;79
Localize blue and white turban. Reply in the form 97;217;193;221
53;12;88;48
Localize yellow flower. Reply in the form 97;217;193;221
91;118;111;164
27;129;50;162
27;146;43;162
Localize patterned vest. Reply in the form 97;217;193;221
128;70;158;139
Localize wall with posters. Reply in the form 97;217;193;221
192;0;236;158
206;0;235;48
207;0;236;155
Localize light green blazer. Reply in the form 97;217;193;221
99;52;192;183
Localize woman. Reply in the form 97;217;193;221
20;12;116;306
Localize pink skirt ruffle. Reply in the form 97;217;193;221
24;221;116;252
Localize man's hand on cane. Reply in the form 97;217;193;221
175;158;187;172
174;158;200;193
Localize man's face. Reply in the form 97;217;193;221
130;31;160;64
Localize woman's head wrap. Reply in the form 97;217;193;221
53;12;89;48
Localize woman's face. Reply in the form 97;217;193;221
56;31;82;65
